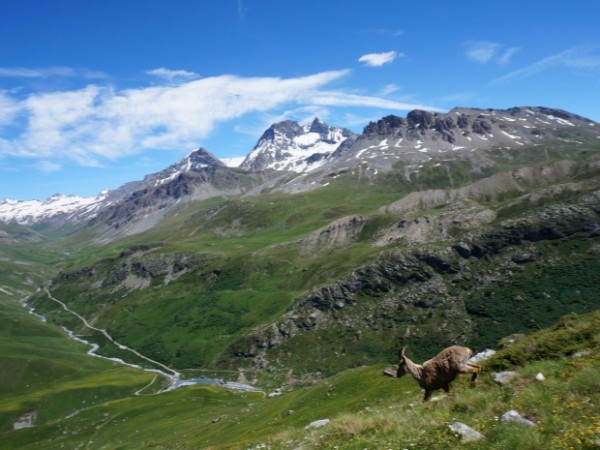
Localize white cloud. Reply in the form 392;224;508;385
499;47;520;65
305;91;439;112
494;46;600;83
379;83;401;96
362;29;404;38
465;42;519;66
0;68;441;168
37;160;62;172
465;41;502;64
237;0;247;21
146;68;199;82
0;66;107;79
0;70;350;163
358;51;399;67
0;66;76;78
0;91;20;126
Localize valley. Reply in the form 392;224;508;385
1;106;600;448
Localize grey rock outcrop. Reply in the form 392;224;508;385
501;410;537;427
449;422;485;442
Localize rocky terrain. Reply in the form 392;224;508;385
224;166;600;372
240;117;356;172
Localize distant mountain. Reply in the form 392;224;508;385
276;106;600;192
0;193;109;226
2;107;598;233
239;117;356;172
87;148;277;238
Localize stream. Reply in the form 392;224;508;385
20;290;262;394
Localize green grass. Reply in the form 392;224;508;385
24;152;600;375
0;295;160;435
1;310;598;449
23;180;409;371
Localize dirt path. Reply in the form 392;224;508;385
43;288;180;379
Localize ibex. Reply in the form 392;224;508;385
397;346;481;401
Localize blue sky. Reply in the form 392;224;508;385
1;0;600;200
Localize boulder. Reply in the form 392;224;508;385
501;410;536;427
449;422;484;442
491;371;519;385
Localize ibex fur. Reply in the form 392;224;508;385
397;346;481;401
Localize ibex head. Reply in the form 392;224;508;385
397;346;409;378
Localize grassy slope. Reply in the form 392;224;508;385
1;310;598;449
2;140;600;448
0;294;161;437
26;182;405;370
23;143;600;376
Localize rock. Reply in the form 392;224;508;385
448;422;485;442
407;109;435;130
491;371;519;385
535;372;545;381
211;414;227;424
268;388;283;398
499;334;526;348
300;215;367;255
306;418;330;429
501;410;536;427
13;411;37;430
383;368;397;377
572;350;592;359
469;349;496;363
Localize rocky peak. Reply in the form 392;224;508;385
184;147;225;169
239;118;356;173
363;115;406;136
308;117;329;135
259;120;305;143
407;109;435;130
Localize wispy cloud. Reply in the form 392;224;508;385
0;66;76;78
146;68;199;83
465;42;501;64
37;160;62;172
305;91;439;112
465;41;519;65
0;91;20;125
237;0;247;21
493;46;600;83
0;66;107;79
0;68;441;168
358;51;400;67
498;47;520;65
0;69;420;166
361;28;404;38
379;83;401;96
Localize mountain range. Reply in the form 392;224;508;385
2;106;598;233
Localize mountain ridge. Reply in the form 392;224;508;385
1;106;598;232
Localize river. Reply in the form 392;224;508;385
20;289;262;395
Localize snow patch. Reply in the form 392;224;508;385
222;156;245;168
0;192;108;226
501;130;520;139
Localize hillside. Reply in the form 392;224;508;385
1;106;600;448
1;309;598;449
24;138;600;378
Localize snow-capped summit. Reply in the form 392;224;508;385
0;192;109;226
239;118;356;172
144;148;225;187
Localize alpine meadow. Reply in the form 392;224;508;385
2;105;600;448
